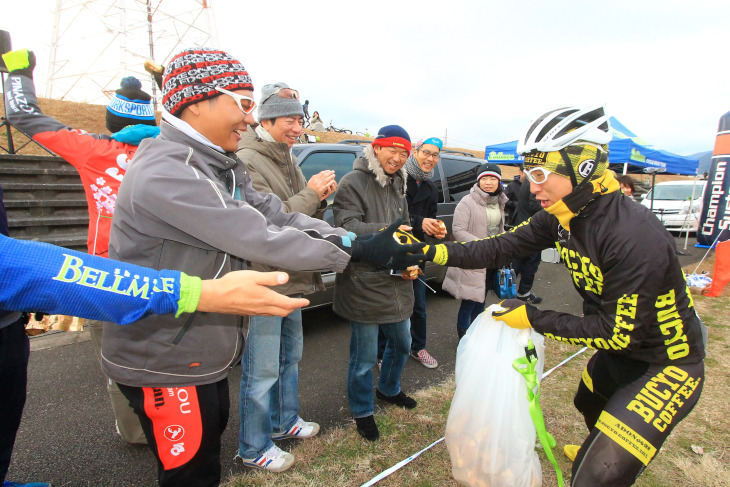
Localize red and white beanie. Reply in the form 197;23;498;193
372;125;412;154
162;47;254;117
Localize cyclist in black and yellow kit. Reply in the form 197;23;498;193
422;106;706;486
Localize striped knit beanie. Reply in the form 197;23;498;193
106;76;156;133
162;47;254;117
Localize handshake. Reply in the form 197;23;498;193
348;219;435;270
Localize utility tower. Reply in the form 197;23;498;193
45;0;218;107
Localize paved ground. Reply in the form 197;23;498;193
6;238;701;486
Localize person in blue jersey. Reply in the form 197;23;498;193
0;204;309;487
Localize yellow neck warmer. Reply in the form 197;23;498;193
545;171;620;230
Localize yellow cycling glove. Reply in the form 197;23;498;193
492;298;536;329
2;49;35;78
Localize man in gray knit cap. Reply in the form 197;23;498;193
235;82;337;472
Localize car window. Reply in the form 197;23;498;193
431;164;445;203
440;156;480;202
298;150;359;206
648;184;703;201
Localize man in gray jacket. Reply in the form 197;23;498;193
102;47;424;486
333;125;419;443
234;82;337;472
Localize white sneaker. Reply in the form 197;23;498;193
271;416;320;440
236;444;295;473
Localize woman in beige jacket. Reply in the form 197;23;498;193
442;163;508;338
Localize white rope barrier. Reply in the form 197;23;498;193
542;347;589;379
358;346;590;486
359;437;445;487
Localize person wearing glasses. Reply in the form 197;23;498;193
420;106;705;486
333;125;422;442
3;48;160;446
100;47;424;486
234;83;337;472
0;183;309;487
377;137;446;369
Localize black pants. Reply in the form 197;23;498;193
0;317;30;484
571;351;704;486
512;251;541;295
118;379;230;487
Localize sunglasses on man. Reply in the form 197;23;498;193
214;86;256;115
261;87;300;105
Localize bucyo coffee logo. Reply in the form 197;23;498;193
578;160;595;178
164;425;185;441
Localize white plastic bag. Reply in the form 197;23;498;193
446;304;545;487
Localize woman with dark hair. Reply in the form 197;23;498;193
617;175;636;198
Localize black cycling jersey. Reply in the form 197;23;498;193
443;181;706;485
443;189;705;366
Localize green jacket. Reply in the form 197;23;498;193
237;127;327;296
332;146;414;323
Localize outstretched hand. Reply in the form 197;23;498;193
197;271;309;317
350;218;426;269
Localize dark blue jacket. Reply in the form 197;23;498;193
406;176;438;242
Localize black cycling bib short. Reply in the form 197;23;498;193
571;351;704;486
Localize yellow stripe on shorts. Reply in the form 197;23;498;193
581;367;594;392
595;411;657;466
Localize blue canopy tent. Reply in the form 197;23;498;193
484;117;700;176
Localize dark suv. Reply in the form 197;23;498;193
292;140;481;308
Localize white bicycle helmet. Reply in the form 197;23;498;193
516;105;612;155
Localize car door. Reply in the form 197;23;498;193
295;147;361;308
296;148;361;225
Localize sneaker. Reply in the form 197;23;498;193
376;389;417;409
236;444;295;473
517;292;543;305
354;415;379;441
410;349;438;368
563;444;581;462
271;416;320;440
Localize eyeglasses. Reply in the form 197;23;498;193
419;149;440;160
524;166;554;184
261;87;300;105
214;86;256;115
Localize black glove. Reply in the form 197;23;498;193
492;299;537;329
350;219;426;269
2;49;36;79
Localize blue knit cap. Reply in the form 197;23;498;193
106;76;155;133
418;137;443;150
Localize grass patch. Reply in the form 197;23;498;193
224;256;730;487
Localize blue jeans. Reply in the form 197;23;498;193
377;278;427;357
348;319;411;418
456;299;485;333
238;309;303;458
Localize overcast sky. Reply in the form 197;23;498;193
3;0;728;155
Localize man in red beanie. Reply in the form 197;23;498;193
332;125;420;442
102;48;424;486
